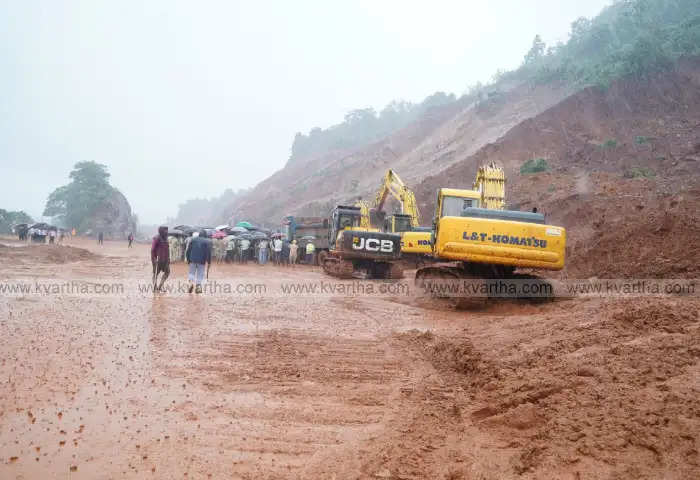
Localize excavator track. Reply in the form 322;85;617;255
386;262;404;279
415;266;488;309
321;256;355;279
415;266;555;308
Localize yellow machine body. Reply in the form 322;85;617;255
432;188;566;270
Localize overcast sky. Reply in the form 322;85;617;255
1;0;610;224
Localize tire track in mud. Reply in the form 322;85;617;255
149;323;409;477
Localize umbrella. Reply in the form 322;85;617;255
251;231;267;239
212;230;227;239
168;229;185;237
228;226;248;234
215;224;229;231
30;222;51;229
235;221;254;229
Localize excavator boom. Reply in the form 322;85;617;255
373;169;421;228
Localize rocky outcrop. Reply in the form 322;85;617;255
90;188;137;238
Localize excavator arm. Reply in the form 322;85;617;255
373;169;421;227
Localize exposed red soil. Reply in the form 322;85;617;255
414;57;700;278
1;242;96;266
1;239;698;479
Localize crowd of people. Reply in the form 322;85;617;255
210;234;314;266
166;231;317;266
16;224;72;244
151;225;319;293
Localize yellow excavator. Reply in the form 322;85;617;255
357;166;509;260
415;162;566;305
356;169;433;259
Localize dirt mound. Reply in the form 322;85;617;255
397;329;495;387
465;297;700;478
611;302;698;334
386;298;700;479
3;244;96;266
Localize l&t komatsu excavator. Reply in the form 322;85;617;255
415;162;566;306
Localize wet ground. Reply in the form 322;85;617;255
0;238;698;479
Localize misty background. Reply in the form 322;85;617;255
1;0;609;224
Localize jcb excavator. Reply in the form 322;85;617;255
321;205;404;279
415;163;565;306
355;169;433;258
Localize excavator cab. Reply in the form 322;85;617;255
327;206;363;250
384;213;413;233
322;205;403;279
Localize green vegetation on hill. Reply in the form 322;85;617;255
511;0;700;87
288;91;456;165
520;158;549;174
287;1;700;171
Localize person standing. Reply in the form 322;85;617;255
258;238;269;265
98;231;104;245
289;240;299;266
128;232;134;248
238;237;250;263
48;229;56;244
168;234;180;263
272;236;283;265
280;238;290;267
151;226;170;292
185;229;211;294
226;236;236;263
305;240;315;265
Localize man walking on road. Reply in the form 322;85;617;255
98;231;104;245
151;226;170;292
185;229;211;294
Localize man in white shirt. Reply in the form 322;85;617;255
272;237;283;265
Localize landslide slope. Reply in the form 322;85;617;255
226;58;700;278
225;81;572;225
414;57;700;278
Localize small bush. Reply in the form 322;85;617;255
520;158;549;174
602;139;618;148
635;136;649;144
623;167;656;178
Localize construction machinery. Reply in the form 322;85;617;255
356;169;433;259
321;205;403;279
415;165;566;305
282;215;330;264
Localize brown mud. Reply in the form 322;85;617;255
0;238;698;479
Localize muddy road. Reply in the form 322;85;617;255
1;238;698;479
